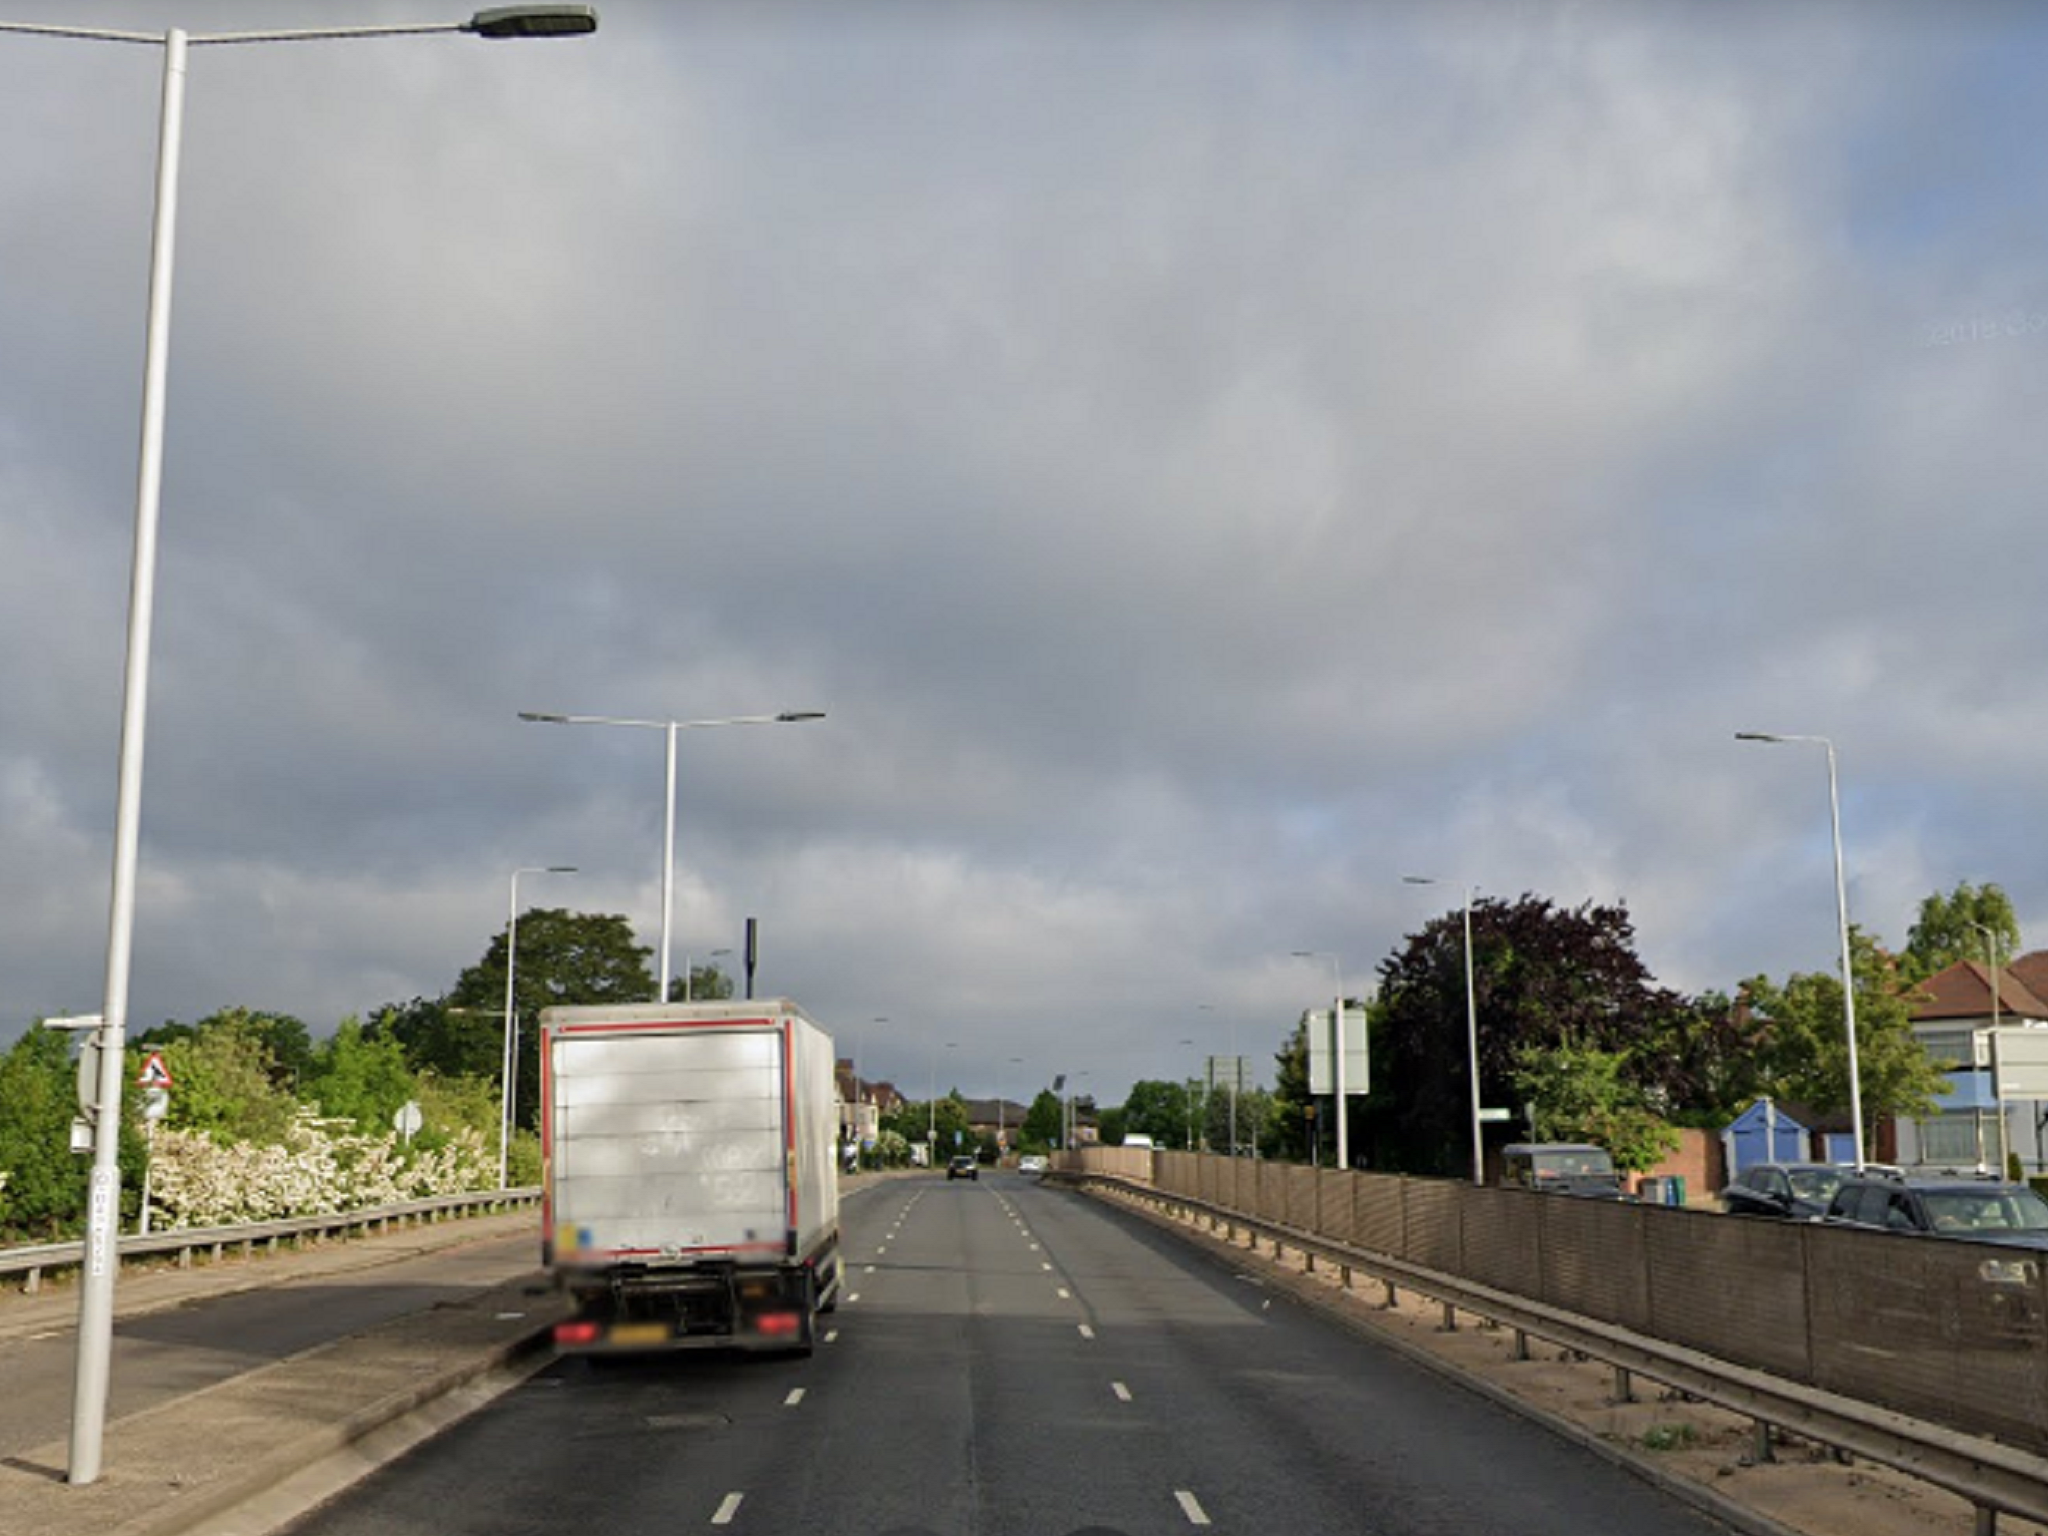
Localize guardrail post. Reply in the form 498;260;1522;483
1381;1278;1398;1309
1611;1365;1635;1404
1340;1263;1353;1289
1751;1420;1774;1464
1439;1300;1458;1332
1975;1507;1997;1536
1512;1328;1530;1361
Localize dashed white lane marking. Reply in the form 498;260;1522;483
864;1265;876;1274
1057;1287;1071;1299
784;1388;806;1406
712;1492;745;1525
1041;1262;1053;1271
847;1293;861;1304
825;1329;839;1344
1175;1490;1211;1526
1111;1381;1132;1401
1029;1243;1041;1251
1078;1324;1095;1340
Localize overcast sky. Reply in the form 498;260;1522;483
3;0;2045;1107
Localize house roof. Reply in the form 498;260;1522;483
1909;954;2048;1023
2009;950;2048;1005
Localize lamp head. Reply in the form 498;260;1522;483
464;6;599;39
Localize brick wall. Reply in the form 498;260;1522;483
1634;1127;1724;1203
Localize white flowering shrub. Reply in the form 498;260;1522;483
147;1108;492;1229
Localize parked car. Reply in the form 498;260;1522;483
1722;1162;1847;1221
1017;1154;1047;1175
1499;1142;1632;1199
1824;1171;2048;1246
946;1154;979;1181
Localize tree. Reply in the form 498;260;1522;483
0;1027;87;1238
1629;989;1772;1127
1368;895;1694;1177
137;1007;314;1095
1096;1105;1128;1145
1740;928;1947;1152
1901;882;2022;983
155;1019;304;1146
666;963;734;1003
1269;1018;1313;1162
412;908;655;1131
1019;1089;1063;1150
1201;1078;1267;1155
883;1090;972;1153
1118;1080;1195;1149
303;1018;418;1136
1510;1041;1679;1173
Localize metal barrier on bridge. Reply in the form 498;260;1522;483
0;1187;540;1296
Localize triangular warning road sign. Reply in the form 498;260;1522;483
136;1052;173;1090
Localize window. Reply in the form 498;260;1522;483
1917;1029;1975;1069
1917;1112;1985;1166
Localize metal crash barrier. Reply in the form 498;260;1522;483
0;1187;540;1295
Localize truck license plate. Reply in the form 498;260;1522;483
608;1323;671;1346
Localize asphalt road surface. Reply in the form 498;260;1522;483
0;1228;535;1467
272;1175;1737;1536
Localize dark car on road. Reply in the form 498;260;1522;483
1499;1142;1633;1200
1722;1162;1848;1221
946;1154;978;1181
1823;1171;2048;1247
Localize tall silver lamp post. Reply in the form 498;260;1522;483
1291;950;1347;1169
1405;876;1485;1185
1736;732;1866;1169
0;4;597;1487
518;708;824;1002
502;865;576;1188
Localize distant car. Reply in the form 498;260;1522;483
1498;1142;1633;1200
1722;1162;1847;1221
1824;1172;2048;1247
1017;1154;1047;1175
946;1154;978;1181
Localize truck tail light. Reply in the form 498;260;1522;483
554;1320;602;1347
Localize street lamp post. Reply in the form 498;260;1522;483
519;708;824;1001
1292;951;1346;1169
1405;876;1484;1186
1736;732;1866;1169
1002;1056;1022;1152
929;1040;957;1151
0;5;597;1487
503;865;575;1189
1968;920;2003;1031
1968;920;2007;1171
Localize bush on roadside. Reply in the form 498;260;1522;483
147;1110;491;1228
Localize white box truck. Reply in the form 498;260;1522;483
540;999;842;1356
